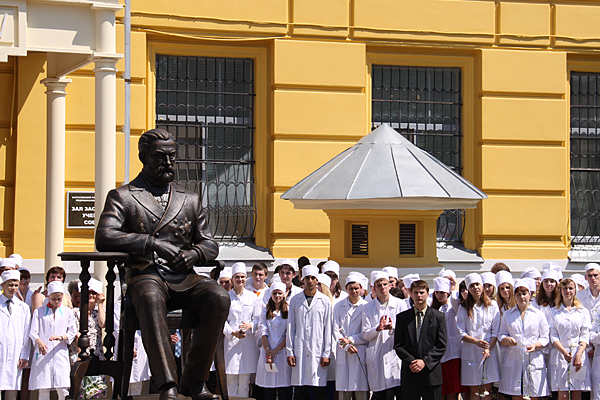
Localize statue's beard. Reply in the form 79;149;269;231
145;166;175;184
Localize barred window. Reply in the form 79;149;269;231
571;72;600;244
156;55;256;241
372;65;463;243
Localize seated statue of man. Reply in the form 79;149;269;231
96;128;230;400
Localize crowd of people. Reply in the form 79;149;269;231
2;254;600;400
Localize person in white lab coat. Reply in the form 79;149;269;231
577;263;600;400
223;262;259;398
286;265;332;400
549;278;591;400
457;273;500;400
333;273;369;400
255;282;292;400
498;279;550;400
0;270;31;400
361;271;408;400
29;281;77;400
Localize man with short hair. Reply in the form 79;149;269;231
361;272;407;400
264;260;302;304
394;280;447;400
247;263;268;296
578;263;600;400
96;128;230;400
287;265;332;400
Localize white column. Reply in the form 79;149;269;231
41;77;72;269
92;4;121;281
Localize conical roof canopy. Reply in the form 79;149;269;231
282;124;486;210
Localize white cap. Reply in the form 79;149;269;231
47;281;65;296
346;272;365;287
382;266;398;279
302;265;319;279
513;279;530;293
464;273;483;288
231;262;247;277
18;267;29;273
322;260;340;275
520;267;541;280
542;269;560;283
371;271;389;286
495;270;514;288
317;273;332;288
439;268;456;280
271;274;281;283
270;282;286;294
79;278;103;294
8;254;23;267
571;273;588;289
524;278;537;293
586;263;600;273
1;270;20;282
0;258;17;269
279;259;298;271
542;262;563;280
219;267;232;280
481;272;496;287
433;277;451;293
402;273;420;289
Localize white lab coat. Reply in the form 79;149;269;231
130;331;151;383
255;308;291;388
456;301;501;385
578;288;600;400
29;304;77;390
497;305;549;397
286;291;332;387
361;295;407;392
0;295;31;390
439;303;461;363
548;305;591;391
333;297;369;392
224;288;259;375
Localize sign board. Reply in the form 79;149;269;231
67;191;95;229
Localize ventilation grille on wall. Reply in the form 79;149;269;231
399;223;416;255
351;224;369;256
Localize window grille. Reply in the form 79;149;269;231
571;72;600;245
351;224;369;256
156;55;256;241
372;65;463;243
399;223;417;255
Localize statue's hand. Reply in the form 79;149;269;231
152;239;181;262
170;249;199;273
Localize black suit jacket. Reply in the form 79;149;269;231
394;306;447;388
95;173;219;291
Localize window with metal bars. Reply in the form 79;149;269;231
155;55;256;242
351;224;369;256
399;223;416;255
571;72;600;245
372;65;464;243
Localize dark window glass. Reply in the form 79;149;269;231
372;66;463;243
156;55;255;241
571;72;600;244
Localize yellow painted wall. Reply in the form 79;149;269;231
8;0;600;262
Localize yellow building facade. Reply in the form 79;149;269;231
2;0;600;273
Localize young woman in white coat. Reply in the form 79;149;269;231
457;273;501;400
578;263;600;400
223;262;259;398
498;279;550;400
256;282;292;400
29;281;77;400
431;277;467;400
549;278;592;400
333;275;369;400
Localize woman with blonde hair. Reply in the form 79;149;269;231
548;278;591;400
495;271;515;314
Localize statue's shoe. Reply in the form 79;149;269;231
179;377;219;400
159;386;179;400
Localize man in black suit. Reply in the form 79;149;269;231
96;129;230;400
394;280;446;400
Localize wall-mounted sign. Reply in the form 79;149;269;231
67;191;95;229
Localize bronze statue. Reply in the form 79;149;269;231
96;128;230;400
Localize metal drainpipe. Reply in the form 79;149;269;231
124;0;131;183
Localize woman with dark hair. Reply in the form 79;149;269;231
457;273;501;400
31;266;73;310
255;282;292;400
